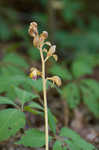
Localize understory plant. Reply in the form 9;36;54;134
0;22;97;150
28;21;61;150
49;54;99;118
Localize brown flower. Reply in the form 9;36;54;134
53;54;58;61
29;67;42;80
28;22;49;48
47;76;62;87
40;31;48;41
46;45;58;61
28;22;38;37
47;45;56;57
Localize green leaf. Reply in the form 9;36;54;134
81;79;99;98
1;65;25;76
28;101;43;110
0;109;25;142
26;78;51;92
48;109;56;134
0;96;16;106
24;101;43;115
80;85;99;117
49;64;72;80
26;78;43;92
25;101;56;133
28;47;40;60
66;140;81;150
62;83;80;108
72;60;93;78
53;141;67;150
14;87;39;105
24;106;43;115
3;53;28;68
6;86;17;100
17;128;45;148
60;127;96;150
0;75;26;94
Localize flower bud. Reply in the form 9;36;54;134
28;22;38;37
40;31;48;40
48;76;62;87
29;67;42;80
53;54;58;61
52;76;62;87
39;31;48;46
47;45;56;57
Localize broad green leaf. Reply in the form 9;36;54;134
81;79;99;98
60;127;96;150
24;106;43;115
1;65;25;76
49;64;72;80
26;78;43;92
62;83;80;108
24;102;56;133
25;102;56;133
80;85;99;117
17;128;45;148
14;87;39;105
0;75;26;94
48;109;56;134
0;96;16;106
28;101;43;110
72;60;93;78
6;86;17;100
0;109;25;142
53;141;67;150
3;53;28;68
26;78;51;92
28;47;40;60
24;101;56;133
66;139;81;150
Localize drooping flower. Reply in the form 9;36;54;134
29;67;42;80
39;31;48;42
53;54;58;61
46;45;58;61
47;76;62;87
47;45;56;57
28;22;49;48
28;22;38;37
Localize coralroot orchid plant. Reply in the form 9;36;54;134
28;22;61;150
0;22;96;150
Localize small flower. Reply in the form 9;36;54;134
47;45;56;57
40;31;48;41
28;22;49;49
44;41;51;46
29;67;42;80
28;22;38;37
47;76;62;87
45;45;58;61
53;54;58;61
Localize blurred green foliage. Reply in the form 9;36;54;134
0;0;98;149
49;53;99;117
